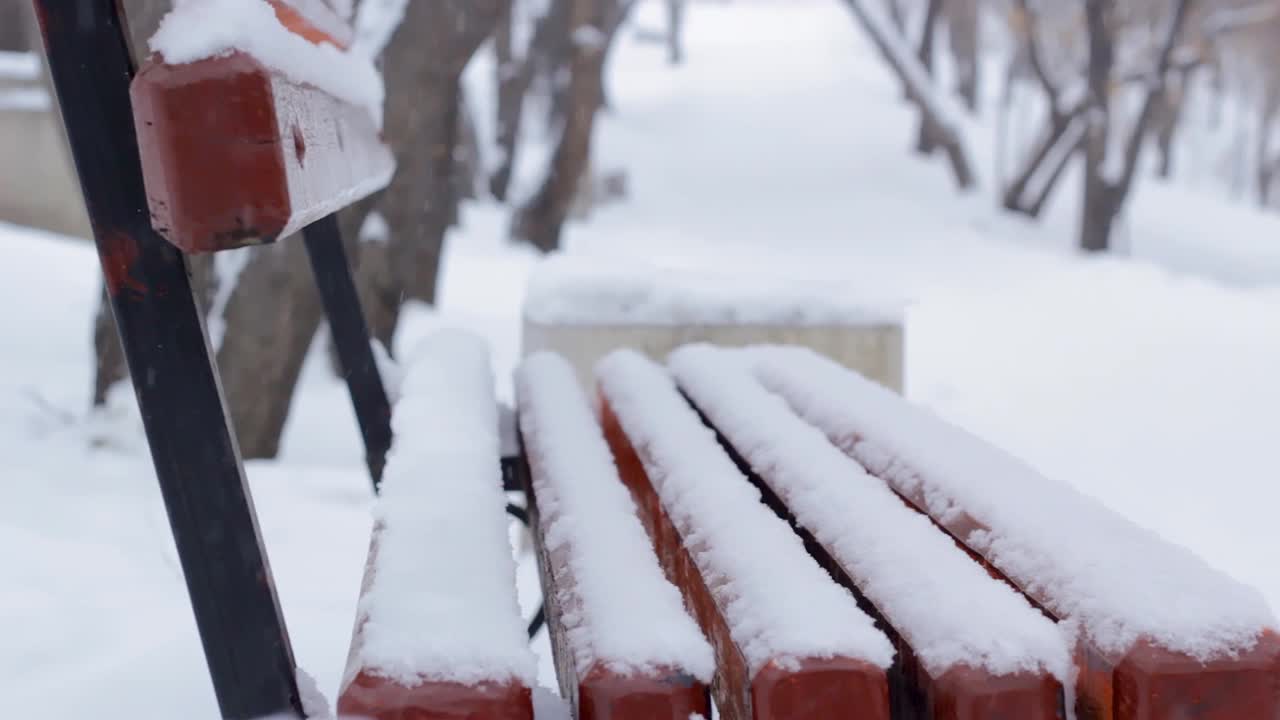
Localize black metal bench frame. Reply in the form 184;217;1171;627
31;3;393;718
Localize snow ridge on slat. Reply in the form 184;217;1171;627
751;345;1277;661
515;353;714;680
596;350;895;675
347;330;536;688
670;346;1070;681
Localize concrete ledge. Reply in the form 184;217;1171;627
0;85;91;239
522;318;905;394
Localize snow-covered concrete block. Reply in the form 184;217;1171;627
596;350;894;720
515;353;713;720
338;331;536;720
671;345;1069;718
752;346;1280;720
522;255;904;394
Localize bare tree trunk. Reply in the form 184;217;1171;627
914;0;943;153
215;241;321;459
842;0;976;189
667;0;685;65
884;0;907;34
455;87;483;211
1003;111;1086;217
1154;73;1188;180
1256;83;1278;206
946;0;980;111
491;3;520;201
355;0;506;340
1080;0;1193;252
1261;156;1279;207
1079;0;1118;253
542;0;578;130
91;285;129;405
514;0;628;251
1;0;27;51
1002;1;1083;218
491;0;574;201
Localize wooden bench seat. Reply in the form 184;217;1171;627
338;331;536;720
515;353;714;720
131;0;392;253
670;345;1068;719
750;346;1280;720
596;350;895;720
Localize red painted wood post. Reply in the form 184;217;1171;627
130;21;392;253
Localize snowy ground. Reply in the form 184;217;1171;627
4;0;1280;717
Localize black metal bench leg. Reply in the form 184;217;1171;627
30;2;303;718
302;215;393;489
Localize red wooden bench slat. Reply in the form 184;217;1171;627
668;346;1067;719
339;562;535;720
130;0;390;254
598;396;891;720
338;679;532;720
523;516;712;720
517;354;712;720
751;347;1280;720
131;52;391;253
601;403;890;720
336;333;534;720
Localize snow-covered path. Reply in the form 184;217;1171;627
3;1;1279;717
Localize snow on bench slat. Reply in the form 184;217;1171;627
338;330;535;718
595;350;895;676
750;345;1278;662
150;0;383;126
671;345;1069;682
514;353;715;685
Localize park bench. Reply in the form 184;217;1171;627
33;1;1279;719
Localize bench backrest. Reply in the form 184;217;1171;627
131;0;391;253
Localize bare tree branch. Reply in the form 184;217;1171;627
1202;0;1280;37
1015;0;1060;108
1112;0;1195;202
840;0;976;189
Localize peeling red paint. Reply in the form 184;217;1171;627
100;231;147;296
